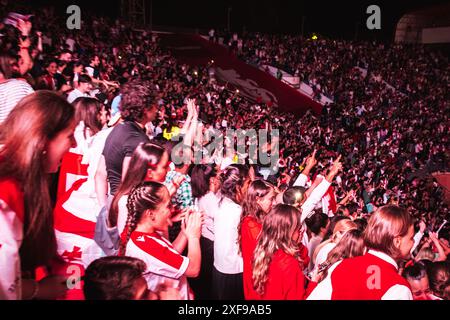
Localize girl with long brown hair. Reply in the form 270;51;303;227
0;90;77;299
238;179;276;300
108;142;171;235
53;98;114;278
252;204;314;299
57;97;108;199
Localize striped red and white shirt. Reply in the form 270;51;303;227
0;79;34;124
125;231;191;300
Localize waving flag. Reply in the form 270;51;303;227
3;12;33;28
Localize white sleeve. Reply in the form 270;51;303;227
307;261;342;300
301;229;309;248
0;200;22;300
301;180;331;222
411;231;424;254
381;285;413;300
315;246;329;270
293;173;308;187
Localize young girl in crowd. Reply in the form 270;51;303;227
312;219;358;272
122;181;202;300
314;229;366;283
213;164;250;300
238;179;276;299
108;142;171;235
53;98;112;271
0;91;77;299
189;164;220;300
57;97;108;199
252;204;316;299
308;205;415;300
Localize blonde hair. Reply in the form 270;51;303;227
363;205;413;260
317;229;366;282
252;204;303;296
313;219;357;264
415;247;435;262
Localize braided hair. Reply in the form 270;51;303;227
120;181;167;255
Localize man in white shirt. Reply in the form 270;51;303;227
67;74;92;103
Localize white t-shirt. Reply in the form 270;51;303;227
196;191;220;241
213;197;243;274
117;195;129;235
67;88;90;104
314;242;336;270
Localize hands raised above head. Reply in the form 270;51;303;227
325;154;343;182
305;149;318;169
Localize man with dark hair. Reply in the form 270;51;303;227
84;256;149;300
67;74;92;103
84;256;181;300
95;79;159;205
305;212;330;271
85;54;100;80
342;202;359;219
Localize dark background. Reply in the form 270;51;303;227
18;0;450;41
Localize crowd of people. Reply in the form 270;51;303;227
0;1;449;300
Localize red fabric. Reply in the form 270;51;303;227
323;185;337;214
0;178;24;223
240;216;262;300
49;259;85;300
57;151;89;201
53;178;96;239
330;253;411;300
42;74;55;90
298;243;310;269
159;34;322;116
130;231;184;270
259;250;310;300
33;259;85;300
311;174;337;214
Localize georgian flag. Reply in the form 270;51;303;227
312;174;337;217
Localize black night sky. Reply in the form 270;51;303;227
21;0;450;41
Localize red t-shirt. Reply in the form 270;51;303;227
259;249;313;300
240;216;262;300
241;216;311;300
